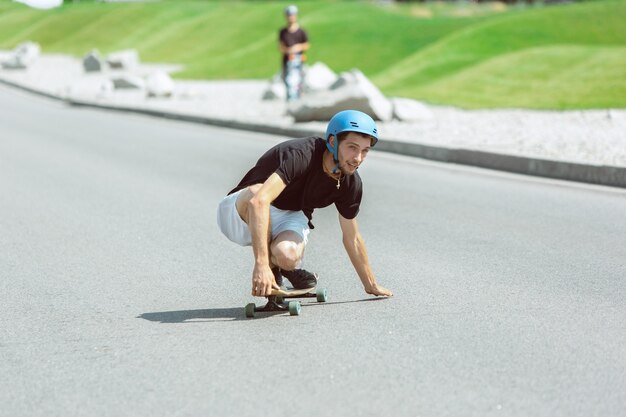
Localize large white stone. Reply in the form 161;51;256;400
390;97;433;121
2;41;40;69
146;71;175;97
106;49;139;70
303;62;337;92
15;41;40;64
288;69;393;122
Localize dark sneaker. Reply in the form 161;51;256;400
271;267;283;287
281;269;318;289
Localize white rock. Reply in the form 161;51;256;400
288;69;393;122
146;71;174;97
15;41;40;65
2;41;40;69
391;97;433;121
303;62;337;92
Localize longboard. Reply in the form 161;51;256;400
245;286;328;318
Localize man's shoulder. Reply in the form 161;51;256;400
273;137;324;173
280;136;324;151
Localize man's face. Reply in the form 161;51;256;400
336;132;373;176
285;13;297;24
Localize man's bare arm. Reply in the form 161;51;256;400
338;214;393;297
247;173;286;296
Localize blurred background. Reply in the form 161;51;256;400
2;0;625;109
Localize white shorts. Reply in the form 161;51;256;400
216;189;310;247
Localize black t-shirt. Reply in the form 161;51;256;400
229;137;362;228
278;27;308;66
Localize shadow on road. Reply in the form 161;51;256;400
138;298;385;323
138;307;247;323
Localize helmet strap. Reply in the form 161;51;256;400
332;138;341;188
326;134;342;188
324;141;342;189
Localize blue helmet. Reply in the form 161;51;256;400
325;110;379;162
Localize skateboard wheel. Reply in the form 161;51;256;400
245;303;256;318
316;287;328;303
288;301;301;316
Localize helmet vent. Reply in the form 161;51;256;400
350;122;359;127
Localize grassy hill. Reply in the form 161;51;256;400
373;0;626;108
0;0;624;109
0;1;490;77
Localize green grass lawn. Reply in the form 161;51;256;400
0;0;624;109
374;0;626;109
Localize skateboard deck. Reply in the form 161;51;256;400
271;286;316;297
245;286;328;318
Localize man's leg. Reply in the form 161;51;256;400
270;231;306;272
268;214;317;290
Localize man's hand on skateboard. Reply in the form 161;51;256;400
251;264;280;297
365;283;393;297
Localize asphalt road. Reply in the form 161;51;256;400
1;84;625;417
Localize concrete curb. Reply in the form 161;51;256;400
0;77;61;101
3;77;625;189
375;140;626;189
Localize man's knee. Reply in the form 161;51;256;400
271;240;303;271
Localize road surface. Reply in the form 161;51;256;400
1;84;625;417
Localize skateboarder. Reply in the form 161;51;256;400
278;5;309;100
217;110;393;298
